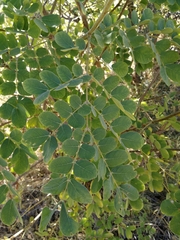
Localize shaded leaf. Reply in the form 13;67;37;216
121;131;144;150
43;136;58;163
60;202;79;236
121;183;139;201
42;177;67;195
74;159;97;180
67;178;92;203
23;128;50;148
112;165;137;183
39;112;61;130
1;200;18;226
49;156;73;174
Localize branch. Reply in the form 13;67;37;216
75;0;89;30
153;110;180;123
110;0;123;14
117;0;130;20
83;0;114;39
50;0;58;14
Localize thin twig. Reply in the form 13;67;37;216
117;0;130;20
50;0;58;14
75;0;89;30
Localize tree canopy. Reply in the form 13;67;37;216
0;0;180;238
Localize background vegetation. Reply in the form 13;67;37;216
0;0;180;239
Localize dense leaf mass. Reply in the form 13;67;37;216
0;0;180;239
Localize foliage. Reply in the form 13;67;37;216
0;0;180;238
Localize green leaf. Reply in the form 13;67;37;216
68;113;85;128
78;144;95;160
39;112;61;130
121;183;139;201
0;185;8;204
160;66;171;86
28;20;41;38
0;82;16;95
42;177;67;195
69;95;82;109
60;202;79;236
112;60;129;77
0;131;4;142
34;18;48;33
103;76;120;91
56;124;72;142
99;114;107;130
0;138;15;158
0;199;18;226
43;136;58;163
23;128;50;148
102;49;114;63
20;144;38;160
169;213;180;236
121;100;137;114
0;157;7;167
166;64;180;83
39;207;54;232
102;104;119;121
55;31;75;49
2;69;15;81
112;165;137;183
134;46;154;64
141;8;154;20
2;170;16;182
175;190;180;202
40;70;61;88
68;78;83;87
103;176;113;200
49;156;73;174
93;68;104;81
56;65;72;82
42;14;61;27
67;178;92;204
74;159;97;180
160;51;179;65
11;148;29;174
111;116;132;133
72;64;83;77
23;79;48;95
91;177;103;193
92;128;106;141
160;199;178;216
78;104;91;116
54;100;72;118
62;139;79;156
131;10;138;25
12;104;27;128
114;187;125;216
33;90;50;105
99;137;117;154
94;96;106;110
129;198;143;211
98;158;106;180
0;33;8;50
156;39;171;53
111;86;129;101
27;3;39;13
105;149;128;167
121;131;144;150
